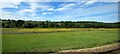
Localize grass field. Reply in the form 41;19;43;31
2;28;119;52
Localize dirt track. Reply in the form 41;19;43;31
58;43;120;54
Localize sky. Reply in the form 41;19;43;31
0;0;119;23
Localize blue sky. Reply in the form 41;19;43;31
0;1;118;22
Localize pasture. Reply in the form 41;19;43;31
2;28;119;52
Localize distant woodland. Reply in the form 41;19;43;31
1;19;120;28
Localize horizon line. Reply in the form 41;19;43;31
1;19;119;23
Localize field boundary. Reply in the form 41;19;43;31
59;43;120;53
2;30;79;34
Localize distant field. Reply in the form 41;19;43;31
2;28;118;33
2;28;119;52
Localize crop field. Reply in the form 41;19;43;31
2;28;119;52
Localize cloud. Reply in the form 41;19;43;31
85;0;96;5
17;2;76;16
59;2;117;16
54;3;75;11
34;3;76;12
47;8;54;11
60;3;75;9
28;3;39;12
17;2;55;16
0;0;119;2
18;9;36;16
42;12;53;14
0;0;24;8
31;13;36;16
0;2;19;8
18;9;32;12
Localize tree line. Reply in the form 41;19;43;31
1;19;120;28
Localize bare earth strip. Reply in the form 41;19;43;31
59;43;120;53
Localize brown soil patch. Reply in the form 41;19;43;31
59;43;120;53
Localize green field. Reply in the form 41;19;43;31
2;28;119;52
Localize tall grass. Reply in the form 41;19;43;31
2;28;119;34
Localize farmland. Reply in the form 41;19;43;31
2;28;119;52
1;2;119;54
